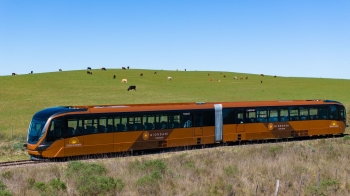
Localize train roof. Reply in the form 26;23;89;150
35;99;343;116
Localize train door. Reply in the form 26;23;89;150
64;117;84;157
181;112;195;146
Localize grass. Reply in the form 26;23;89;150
1;69;349;138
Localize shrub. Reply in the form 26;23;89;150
34;178;66;196
66;161;124;195
131;159;167;173
136;171;162;186
224;166;239;177
27;178;35;189
307;179;339;196
1;171;13;180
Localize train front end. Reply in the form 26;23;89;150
24;106;86;161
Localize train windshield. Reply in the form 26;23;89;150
27;118;47;144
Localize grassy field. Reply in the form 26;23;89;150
0;69;350;195
1;68;349;138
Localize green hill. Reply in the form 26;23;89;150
1;69;349;138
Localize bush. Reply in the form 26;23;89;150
34;178;66;196
0;180;11;196
136;171;162;186
1;171;13;180
131;159;167;173
66;161;124;195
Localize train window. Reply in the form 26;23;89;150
289;107;299;121
338;106;345;120
268;108;278;122
143;114;155;130
68;118;83;136
237;109;244;124
328;105;338;120
105;117;114;132
318;107;328;120
168;113;181;128
299;107;309;120
46;118;63;142
155;114;168;129
202;110;215;126
194;113;203;127
120;116;128;131
85;118;97;134
256;108;267;122
309;108;318;120
223;109;235;124
98;117;107;133
181;112;192;128
245;109;256;123
127;116;142;131
279;108;289;122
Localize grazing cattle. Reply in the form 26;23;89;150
185;69;186;71
260;80;263;83
167;77;172;81
240;76;243;80
217;79;221;82
59;69;62;72
87;71;92;75
274;75;277;78
209;78;213;82
113;75;116;79
121;79;127;83
127;66;129;69
12;73;17;76
140;73;143;77
234;76;237;80
87;67;91;70
122;67;126;70
30;71;33;74
208;73;210;76
260;74;264;77
154;71;157;75
223;75;226;78
101;67;106;71
246;76;248;79
127;85;136;91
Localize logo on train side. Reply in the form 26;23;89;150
268;123;274;131
67;137;82;147
330;121;338;128
142;131;150;140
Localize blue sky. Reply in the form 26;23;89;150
1;1;349;79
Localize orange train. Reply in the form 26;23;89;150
25;99;347;160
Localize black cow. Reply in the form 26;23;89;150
87;71;92;75
122;67;126;70
101;67;106;71
87;67;91;70
113;75;116;79
30;71;33;74
12;73;16;76
140;73;143;76
127;85;136;91
59;69;62;72
127;66;129;69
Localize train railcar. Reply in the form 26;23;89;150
24;100;347;160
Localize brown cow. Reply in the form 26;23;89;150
274;75;277;78
122;67;126;70
246;76;248;79
140;73;143;76
154;71;157;75
260;80;263;83
240;76;243;80
209;78;213;82
260;74;264;77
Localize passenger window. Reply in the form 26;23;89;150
279;108;289;122
237;110;244;124
47;118;63;142
143;114;155;130
85;118;97;134
155;114;168;129
328;105;338;120
309;108;318;120
318;107;328;120
223;109;235;124
299;107;308;120
338;106;345;120
256;108;267;122
202;111;215;126
289;107;299;121
268;108;278;122
169;113;181;128
68;118;78;136
245;109;256;123
181;112;192;128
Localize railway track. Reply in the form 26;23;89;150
0;160;44;168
